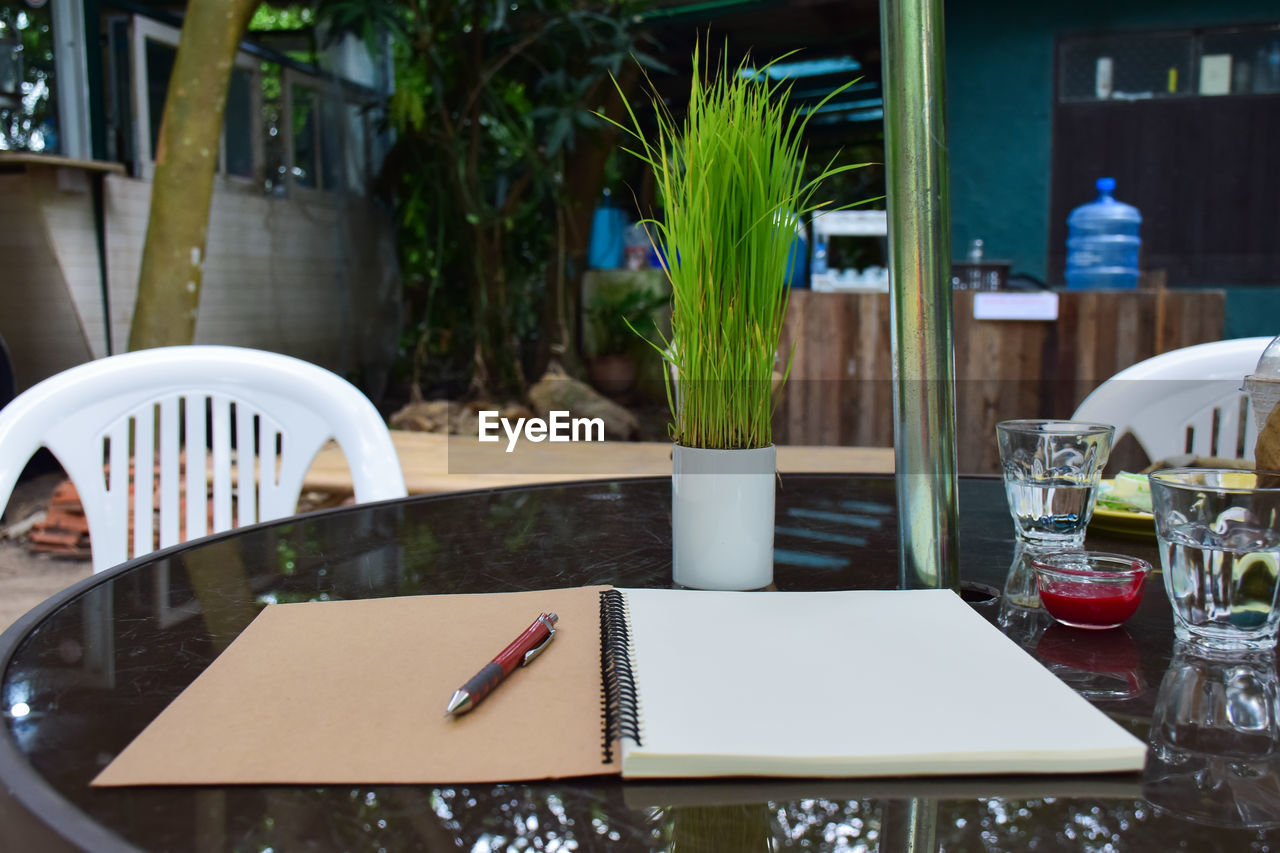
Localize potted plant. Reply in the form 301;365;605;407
587;285;667;397
613;46;860;589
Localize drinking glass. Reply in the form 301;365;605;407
995;420;1115;548
1149;468;1280;650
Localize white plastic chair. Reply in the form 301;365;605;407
1072;336;1273;464
0;346;408;574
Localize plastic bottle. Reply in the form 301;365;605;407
1065;177;1142;290
623;223;650;270
586;193;625;269
812;239;828;276
952;238;983;290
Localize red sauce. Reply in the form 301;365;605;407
1039;579;1144;628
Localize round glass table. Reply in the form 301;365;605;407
2;474;1278;851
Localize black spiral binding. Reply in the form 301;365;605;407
599;588;642;763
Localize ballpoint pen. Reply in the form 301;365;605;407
446;612;558;716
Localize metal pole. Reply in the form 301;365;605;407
881;797;940;853
878;0;960;590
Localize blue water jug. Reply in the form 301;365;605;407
1065;177;1142;290
587;198;626;269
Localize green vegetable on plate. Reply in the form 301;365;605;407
1096;472;1152;514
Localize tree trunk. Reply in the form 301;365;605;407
469;222;525;399
538;65;640;380
127;0;257;351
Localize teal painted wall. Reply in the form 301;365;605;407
945;1;1278;282
1223;288;1280;340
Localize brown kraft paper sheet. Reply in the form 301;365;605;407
93;586;615;786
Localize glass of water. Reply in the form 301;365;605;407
1150;468;1280;651
996;419;1115;549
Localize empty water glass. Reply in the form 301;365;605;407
1149;468;1280;650
996;420;1115;549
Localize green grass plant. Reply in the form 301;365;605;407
611;44;865;449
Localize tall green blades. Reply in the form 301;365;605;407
611;45;862;449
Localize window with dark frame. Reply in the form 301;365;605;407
123;14;381;197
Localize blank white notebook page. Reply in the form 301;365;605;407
618;588;1146;779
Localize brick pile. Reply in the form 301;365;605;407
24;467;349;561
27;480;90;558
26;466;217;561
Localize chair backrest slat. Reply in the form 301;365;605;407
104;419;130;566
158;395;181;550
236;402;258;529
184;395;209;541
260;425;283;519
210;394;234;535
131;406;155;561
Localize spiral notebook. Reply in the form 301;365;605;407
93;586;1146;787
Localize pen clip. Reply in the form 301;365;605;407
522;625;556;666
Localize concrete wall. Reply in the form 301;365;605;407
103;175;401;395
0;168;99;390
946;0;1278;282
0;163;401;397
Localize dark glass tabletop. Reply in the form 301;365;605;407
2;474;1278;851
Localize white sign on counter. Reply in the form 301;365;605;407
972;292;1060;322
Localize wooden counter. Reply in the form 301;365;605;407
303;430;896;496
774;289;1226;473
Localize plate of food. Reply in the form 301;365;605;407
1091;473;1156;538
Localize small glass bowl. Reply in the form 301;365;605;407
1032;551;1152;630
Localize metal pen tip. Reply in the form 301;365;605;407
446;689;472;716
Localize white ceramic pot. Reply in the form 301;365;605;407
671;444;776;590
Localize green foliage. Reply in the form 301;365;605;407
388;87;426;134
0;4;57;152
807;141;885;210
611;44;867;449
311;0;404;48
588;286;667;357
318;0;660;398
249;3;314;31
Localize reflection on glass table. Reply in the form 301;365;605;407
1035;624;1146;704
1144;643;1280;828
